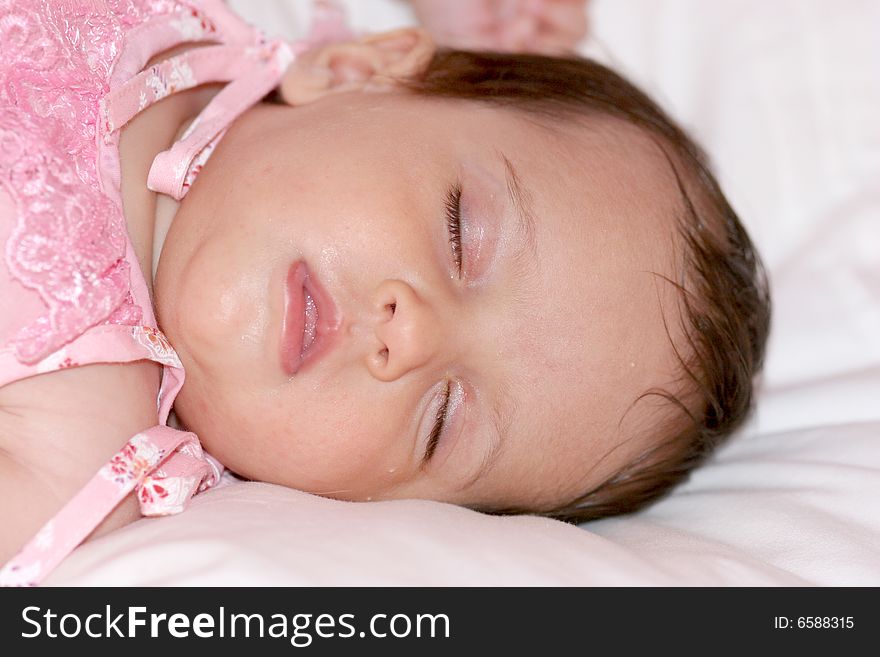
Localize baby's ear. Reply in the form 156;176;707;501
279;28;435;106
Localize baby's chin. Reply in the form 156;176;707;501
169;385;245;472
168;386;303;489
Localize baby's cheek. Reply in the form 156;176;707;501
221;404;361;490
291;412;405;495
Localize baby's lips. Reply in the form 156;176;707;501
281;261;308;375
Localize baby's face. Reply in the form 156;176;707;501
155;90;684;511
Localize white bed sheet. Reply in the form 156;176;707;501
47;0;880;586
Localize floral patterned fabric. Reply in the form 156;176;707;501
0;0;299;586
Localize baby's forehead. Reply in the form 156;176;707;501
516;112;684;259
538;111;680;197
464;114;692;508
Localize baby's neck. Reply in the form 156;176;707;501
116;48;220;301
149;114;202;282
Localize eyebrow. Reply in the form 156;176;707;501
500;153;539;268
457;153;539;491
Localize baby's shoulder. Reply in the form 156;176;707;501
0;360;161;563
0;359;163;469
0;358;162;471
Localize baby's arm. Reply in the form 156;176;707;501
0;361;160;564
405;0;588;54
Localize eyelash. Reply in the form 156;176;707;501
424;380;451;464
444;183;463;276
424;184;463;464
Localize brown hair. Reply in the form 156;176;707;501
403;50;771;523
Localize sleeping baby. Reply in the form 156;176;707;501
0;0;769;585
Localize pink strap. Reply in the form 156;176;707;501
147;40;293;200
102;44;260;134
0;425;218;587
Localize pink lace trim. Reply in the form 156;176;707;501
0;0;212;364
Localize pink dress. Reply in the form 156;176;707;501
0;0;348;586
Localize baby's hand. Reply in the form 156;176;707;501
407;0;588;55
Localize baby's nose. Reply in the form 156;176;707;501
365;279;442;382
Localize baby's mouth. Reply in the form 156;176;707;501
302;288;318;354
280;261;340;375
